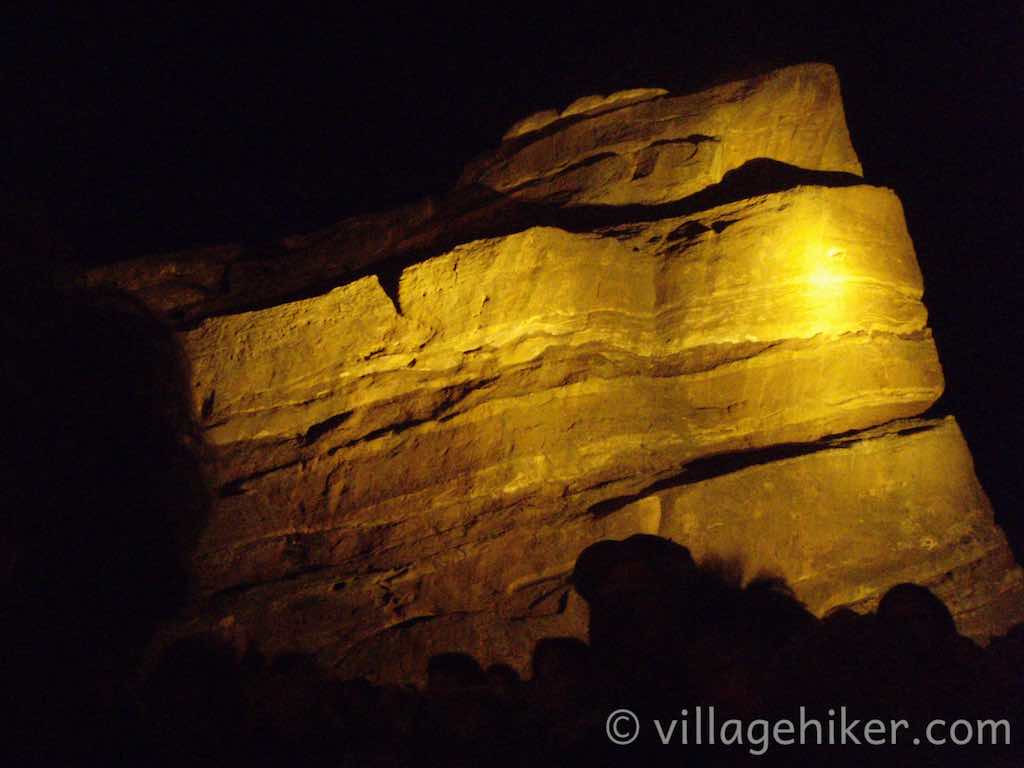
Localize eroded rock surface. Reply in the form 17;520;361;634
461;62;862;206
86;63;1023;684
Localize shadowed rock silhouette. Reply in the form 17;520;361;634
3;257;212;762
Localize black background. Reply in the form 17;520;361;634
4;3;1022;555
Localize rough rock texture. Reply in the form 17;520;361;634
86;63;1023;684
461;63;862;205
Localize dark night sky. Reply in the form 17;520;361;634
4;4;1022;553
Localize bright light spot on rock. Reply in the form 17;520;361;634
808;266;846;289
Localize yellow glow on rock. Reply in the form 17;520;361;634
808;264;846;289
801;242;853;335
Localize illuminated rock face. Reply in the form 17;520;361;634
461;62;863;205
87;63;1023;683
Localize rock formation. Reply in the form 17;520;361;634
86;62;1023;684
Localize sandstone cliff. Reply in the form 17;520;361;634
86;63;1023;684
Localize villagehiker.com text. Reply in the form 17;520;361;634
605;706;1011;754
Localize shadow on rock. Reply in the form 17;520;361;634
3;259;213;762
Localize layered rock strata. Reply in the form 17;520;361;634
85;63;1023;684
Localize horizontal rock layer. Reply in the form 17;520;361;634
460;62;863;206
185;417;1023;686
188;185;930;446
